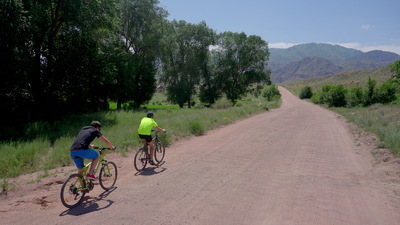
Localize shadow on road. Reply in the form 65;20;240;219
59;187;117;216
135;161;167;176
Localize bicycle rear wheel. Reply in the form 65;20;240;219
99;161;118;190
134;148;147;172
60;174;86;208
154;141;165;163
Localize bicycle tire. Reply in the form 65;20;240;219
60;174;86;208
134;148;148;172
154;141;165;163
99;161;118;190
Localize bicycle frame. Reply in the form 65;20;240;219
134;130;165;172
61;147;117;208
76;148;108;191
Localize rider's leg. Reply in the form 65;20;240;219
77;168;84;174
149;140;155;161
88;157;99;175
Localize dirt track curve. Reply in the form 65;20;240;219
1;87;400;225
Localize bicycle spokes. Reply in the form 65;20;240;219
60;174;86;208
99;161;117;190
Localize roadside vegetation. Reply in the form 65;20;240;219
283;61;400;156
0;88;281;182
1;1;278;195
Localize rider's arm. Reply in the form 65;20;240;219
155;126;166;133
99;135;115;150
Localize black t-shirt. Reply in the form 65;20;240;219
70;126;102;150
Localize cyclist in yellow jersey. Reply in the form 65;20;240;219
138;112;166;165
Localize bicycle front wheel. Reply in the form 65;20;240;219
154;141;165;163
60;174;86;208
99;161;118;190
134;148;147;172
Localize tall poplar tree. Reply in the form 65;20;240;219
160;20;215;108
214;32;271;105
119;0;167;108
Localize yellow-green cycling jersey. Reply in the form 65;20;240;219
137;117;158;135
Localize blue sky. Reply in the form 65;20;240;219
159;0;400;54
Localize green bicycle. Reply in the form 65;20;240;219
60;147;118;208
134;130;166;172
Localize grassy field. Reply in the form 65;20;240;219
331;102;400;156
282;65;400;157
0;93;280;180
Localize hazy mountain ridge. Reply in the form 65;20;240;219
269;43;400;83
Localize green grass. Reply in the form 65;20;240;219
0;93;279;179
282;65;400;157
332;102;400;156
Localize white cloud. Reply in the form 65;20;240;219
360;24;371;30
268;42;299;49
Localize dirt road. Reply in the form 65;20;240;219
1;87;400;225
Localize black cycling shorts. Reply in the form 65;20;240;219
139;134;153;142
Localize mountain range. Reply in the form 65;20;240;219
268;43;400;83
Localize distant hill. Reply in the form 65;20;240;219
269;43;400;83
272;56;342;82
282;65;393;90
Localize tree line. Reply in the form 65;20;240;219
0;0;271;140
299;61;400;107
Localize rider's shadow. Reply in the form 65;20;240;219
135;162;167;176
59;187;117;216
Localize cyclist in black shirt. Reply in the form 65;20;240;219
70;121;115;180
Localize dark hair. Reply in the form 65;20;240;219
147;112;154;118
90;121;101;128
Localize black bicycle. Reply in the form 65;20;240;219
134;130;166;172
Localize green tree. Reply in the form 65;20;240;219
0;0;32;139
119;0;167;108
391;60;400;83
0;0;120;140
11;0;120;116
161;20;215;108
364;77;377;106
213;32;270;105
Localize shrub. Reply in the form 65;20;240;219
299;86;313;99
328;85;347;107
346;86;364;107
252;84;263;97
263;84;281;101
319;84;347;107
311;92;322;104
319;84;335;104
188;121;206;136
375;81;397;104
